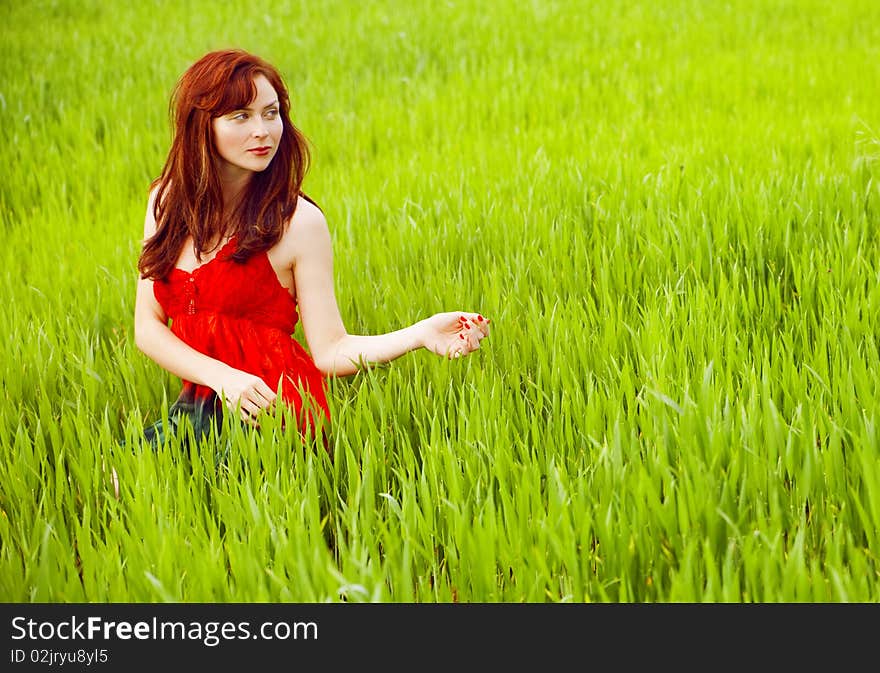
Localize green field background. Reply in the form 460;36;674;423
2;0;880;601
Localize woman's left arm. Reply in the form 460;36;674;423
290;199;489;377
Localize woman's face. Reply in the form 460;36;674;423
212;74;283;182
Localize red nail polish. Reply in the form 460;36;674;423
459;334;464;339
477;315;484;322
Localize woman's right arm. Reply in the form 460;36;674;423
133;189;276;421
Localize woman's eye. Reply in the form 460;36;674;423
265;109;278;119
233;112;248;120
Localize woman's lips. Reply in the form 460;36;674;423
248;146;271;156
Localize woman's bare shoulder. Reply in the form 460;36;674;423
143;181;164;238
292;195;328;233
147;178;166;203
278;195;330;255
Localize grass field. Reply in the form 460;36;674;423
2;0;880;602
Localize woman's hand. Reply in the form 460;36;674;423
211;367;277;426
419;312;490;359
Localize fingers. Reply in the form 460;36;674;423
221;374;277;426
253;379;278;404
239;396;265;418
224;389;273;412
472;313;490;336
456;313;490;338
446;312;490;359
224;395;261;426
456;314;489;344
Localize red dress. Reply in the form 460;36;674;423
152;236;330;437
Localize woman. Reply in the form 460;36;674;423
134;49;490;444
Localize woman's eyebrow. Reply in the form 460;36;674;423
230;99;279;113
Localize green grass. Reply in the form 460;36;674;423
2;0;880;602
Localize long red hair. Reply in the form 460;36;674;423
138;49;311;280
